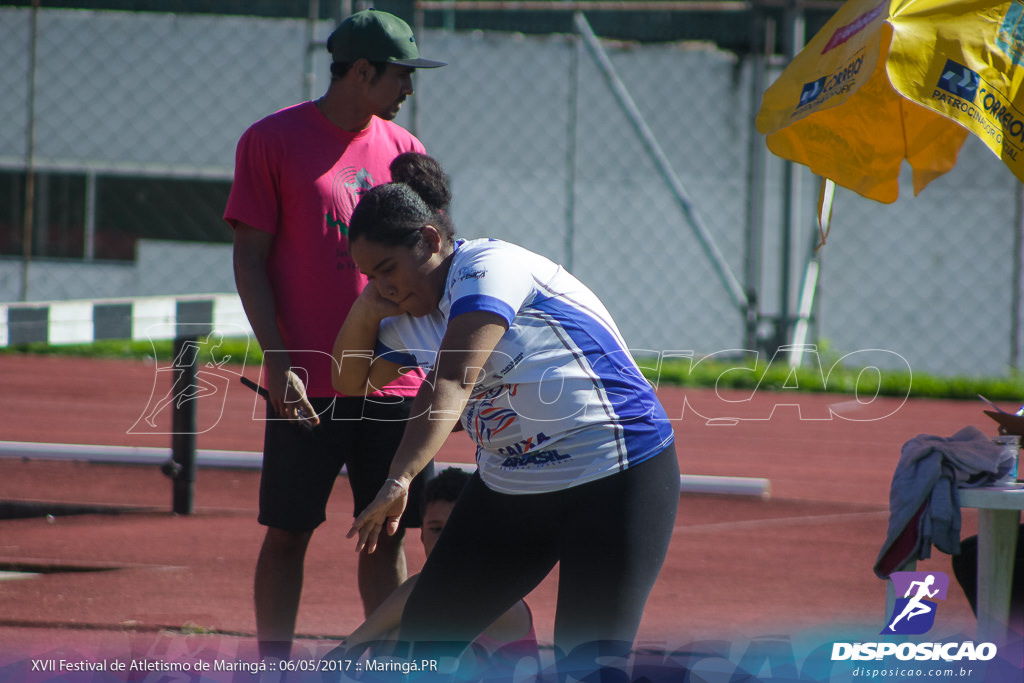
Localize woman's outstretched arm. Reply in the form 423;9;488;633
348;310;508;553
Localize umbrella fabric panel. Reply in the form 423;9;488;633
887;0;1024;188
763;24;969;204
757;0;1024;203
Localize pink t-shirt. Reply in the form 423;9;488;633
224;102;424;398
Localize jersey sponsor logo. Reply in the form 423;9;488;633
455;265;486;282
501;449;570;469
471;383;515;402
495;432;552;457
466;383;519;443
473;403;518;440
496;351;524;378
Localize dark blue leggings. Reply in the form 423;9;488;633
399;445;680;662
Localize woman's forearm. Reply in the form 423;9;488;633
347;312;509;554
331;297;384;395
389;313;509;481
388;371;473;483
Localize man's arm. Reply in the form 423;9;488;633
232;223;318;426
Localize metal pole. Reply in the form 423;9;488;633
303;0;320;102
788;253;819;367
1013;183;1024;371
564;21;581;271
170;336;199;515
411;3;426;137
443;0;456;31
775;0;805;353
84;171;97;261
20;0;40;302
574;12;749;313
743;11;772;352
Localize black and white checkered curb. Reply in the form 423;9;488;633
0;294;252;346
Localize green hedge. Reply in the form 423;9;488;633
4;338;1023;403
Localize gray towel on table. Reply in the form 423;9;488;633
873;425;1014;578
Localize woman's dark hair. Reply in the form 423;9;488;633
390;152;451;213
348;153;455;248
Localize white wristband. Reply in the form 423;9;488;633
384;477;409;491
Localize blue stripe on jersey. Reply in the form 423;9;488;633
450;294;516;326
531;296;673;467
374;339;419;368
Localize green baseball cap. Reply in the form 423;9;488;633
327;9;446;69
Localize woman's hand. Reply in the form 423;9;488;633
347;476;411;553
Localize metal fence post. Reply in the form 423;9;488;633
1014;183;1024;372
565;20;581;272
20;0;41;302
574;11;750;317
169;336;199;515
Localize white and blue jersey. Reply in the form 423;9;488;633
376;239;675;494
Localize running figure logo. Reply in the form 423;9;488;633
128;324;249;435
882;571;949;635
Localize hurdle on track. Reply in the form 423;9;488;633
0;440;771;500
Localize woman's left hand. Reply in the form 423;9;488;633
347;476;410;553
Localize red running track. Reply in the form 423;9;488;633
0;353;1018;678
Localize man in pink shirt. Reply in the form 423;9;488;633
223;9;445;661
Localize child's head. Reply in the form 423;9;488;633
420;467;470;556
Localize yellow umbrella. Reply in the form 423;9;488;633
757;0;1024;204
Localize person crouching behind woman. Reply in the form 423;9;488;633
327;466;541;679
331;152;680;677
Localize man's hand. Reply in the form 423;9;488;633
267;365;319;429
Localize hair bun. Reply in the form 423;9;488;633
389;153;451;213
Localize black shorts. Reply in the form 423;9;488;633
257;395;433;532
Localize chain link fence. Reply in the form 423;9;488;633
1;1;1021;379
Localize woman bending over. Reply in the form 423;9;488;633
332;152;680;675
